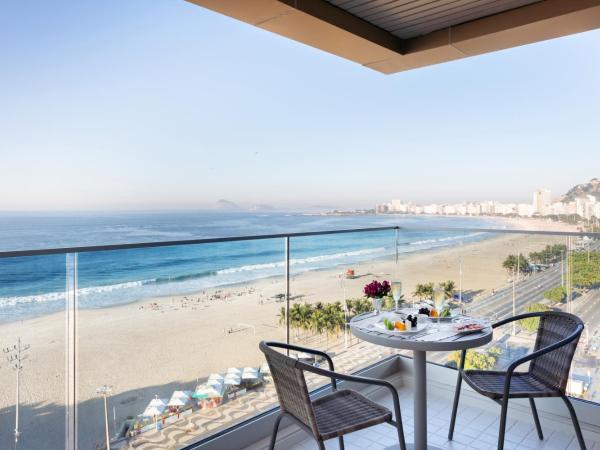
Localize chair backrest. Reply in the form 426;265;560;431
529;312;583;393
259;341;319;436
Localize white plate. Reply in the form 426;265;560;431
437;308;461;322
372;319;428;334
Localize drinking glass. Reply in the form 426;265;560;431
433;287;446;329
391;281;402;311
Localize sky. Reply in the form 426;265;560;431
1;1;599;212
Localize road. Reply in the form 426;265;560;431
466;264;563;319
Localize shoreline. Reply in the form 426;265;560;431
0;217;577;326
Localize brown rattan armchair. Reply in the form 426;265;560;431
447;311;586;450
259;341;406;450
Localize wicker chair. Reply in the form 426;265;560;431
259;341;406;450
447;311;586;450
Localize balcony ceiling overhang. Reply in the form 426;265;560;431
186;0;600;74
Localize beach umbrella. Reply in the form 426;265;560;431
242;368;259;380
223;374;241;386
142;398;167;417
208;373;224;383
168;390;192;407
193;382;224;399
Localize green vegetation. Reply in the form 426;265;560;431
447;347;502;370
529;244;567;265
413;282;434;300
439;280;456;299
502;254;530;275
345;298;373;316
571;251;600;288
413;280;456;300
543;286;567;303
278;302;347;347
521;303;551;332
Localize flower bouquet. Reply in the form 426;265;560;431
363;280;390;314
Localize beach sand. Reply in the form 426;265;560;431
0;224;575;449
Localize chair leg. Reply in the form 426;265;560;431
269;413;284;450
395;420;406;450
448;370;463;440
529;398;543;440
497;396;509;450
561;395;587;450
338;435;345;450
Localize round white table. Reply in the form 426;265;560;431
349;312;493;450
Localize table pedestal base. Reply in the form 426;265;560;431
382;445;444;450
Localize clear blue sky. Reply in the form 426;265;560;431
1;1;599;211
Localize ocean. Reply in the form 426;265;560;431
0;212;505;321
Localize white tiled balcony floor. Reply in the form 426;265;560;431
247;385;600;450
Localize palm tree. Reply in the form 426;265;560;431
289;303;304;338
413;282;434;300
297;303;313;340
439;280;456;299
277;306;286;327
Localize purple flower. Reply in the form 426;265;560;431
363;280;391;298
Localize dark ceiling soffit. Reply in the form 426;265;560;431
278;0;407;54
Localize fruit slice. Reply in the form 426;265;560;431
394;321;406;331
431;308;439;318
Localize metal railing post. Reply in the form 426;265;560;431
65;253;78;450
395;227;399;266
285;237;290;356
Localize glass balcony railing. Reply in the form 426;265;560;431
0;226;598;449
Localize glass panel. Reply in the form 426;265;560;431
563;233;598;401
409;230;599;403
288;229;399;391
75;239;285;449
0;253;67;449
434;231;559;370
395;228;491;361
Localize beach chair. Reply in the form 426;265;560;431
259;341;406;450
448;311;586;450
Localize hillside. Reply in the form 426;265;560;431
562;178;600;202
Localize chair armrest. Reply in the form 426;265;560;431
263;341;335;371
501;323;583;398
298;362;403;424
492;312;547;329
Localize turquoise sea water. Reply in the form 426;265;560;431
0;212;504;321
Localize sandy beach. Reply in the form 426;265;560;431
0;220;576;449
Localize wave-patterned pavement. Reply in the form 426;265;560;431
126;339;391;450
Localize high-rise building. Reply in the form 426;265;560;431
532;188;551;215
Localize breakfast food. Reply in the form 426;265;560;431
383;315;418;332
418;307;430;316
453;322;484;333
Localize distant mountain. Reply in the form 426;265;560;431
216;199;241;210
562;178;600;202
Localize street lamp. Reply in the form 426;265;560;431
96;385;113;450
